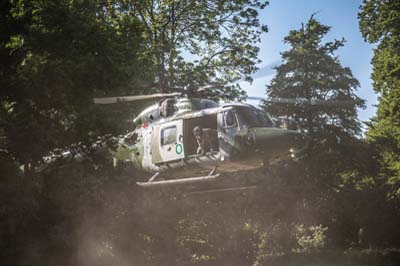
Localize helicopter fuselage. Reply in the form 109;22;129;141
112;99;308;181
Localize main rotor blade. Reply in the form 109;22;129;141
93;92;180;104
198;83;225;91
247;96;355;107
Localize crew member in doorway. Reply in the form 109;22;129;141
193;126;218;155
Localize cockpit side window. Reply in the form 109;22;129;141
224;110;236;127
235;106;275;128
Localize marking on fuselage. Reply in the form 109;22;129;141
176;143;183;154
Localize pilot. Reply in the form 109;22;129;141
193;126;218;155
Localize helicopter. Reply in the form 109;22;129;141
93;85;315;193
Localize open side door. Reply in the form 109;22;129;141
152;120;185;164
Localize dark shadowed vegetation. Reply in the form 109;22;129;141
1;0;400;265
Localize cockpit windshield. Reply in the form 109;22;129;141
235;106;275;128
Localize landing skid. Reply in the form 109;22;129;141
136;167;260;193
136;167;220;188
185;185;257;195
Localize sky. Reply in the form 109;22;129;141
242;0;377;124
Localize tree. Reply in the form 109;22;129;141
127;0;268;96
0;1;156;263
359;0;400;200
0;0;153;171
265;16;365;140
263;17;366;247
264;16;365;195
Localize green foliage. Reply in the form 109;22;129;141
293;224;327;253
265;16;365;139
0;0;154;169
265;17;367;184
262;16;377;250
127;0;268;98
359;0;400;95
359;0;400;201
264;16;366;194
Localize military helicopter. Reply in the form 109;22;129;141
94;85;316;193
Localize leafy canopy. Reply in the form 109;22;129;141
127;0;268;97
265;16;365;140
262;18;367;239
0;0;153;167
359;0;400;198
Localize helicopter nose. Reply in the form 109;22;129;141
249;128;309;157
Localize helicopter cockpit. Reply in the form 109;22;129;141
215;104;277;158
